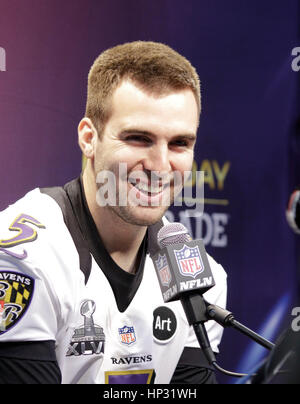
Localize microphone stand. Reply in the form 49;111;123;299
205;301;275;351
180;293;217;365
180;292;275;378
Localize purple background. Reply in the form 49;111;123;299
0;0;299;383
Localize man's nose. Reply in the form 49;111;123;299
142;143;172;174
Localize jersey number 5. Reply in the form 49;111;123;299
0;214;45;248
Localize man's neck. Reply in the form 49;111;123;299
82;169;147;274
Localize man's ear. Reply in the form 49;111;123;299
78;117;98;159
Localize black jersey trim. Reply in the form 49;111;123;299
41;177;154;313
0;357;61;384
68;177;148;313
40;184;92;284
170;347;217;384
177;347;215;370
170;365;217;384
0;340;57;361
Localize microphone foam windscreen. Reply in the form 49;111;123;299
157;222;191;248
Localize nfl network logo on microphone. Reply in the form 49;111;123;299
155;254;172;287
174;245;204;279
152;239;215;303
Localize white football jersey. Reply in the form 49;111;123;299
0;181;227;384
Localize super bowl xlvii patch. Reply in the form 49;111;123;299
66;300;105;357
0;270;34;334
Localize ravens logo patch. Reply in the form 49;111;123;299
0;270;34;334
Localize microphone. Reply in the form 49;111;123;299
151;222;275;378
154;223;215;302
151;222;217;365
286;189;300;234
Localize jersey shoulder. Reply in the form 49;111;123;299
0;189;81;341
0;188;64;236
0;188;82;279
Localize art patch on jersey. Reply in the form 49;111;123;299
66;300;105;357
155;254;172;287
118;326;136;346
0;271;34;335
153;306;177;344
174;245;204;279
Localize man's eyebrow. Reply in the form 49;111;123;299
122;129;154;136
173;134;197;140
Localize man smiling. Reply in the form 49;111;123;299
0;41;227;384
80;76;198;272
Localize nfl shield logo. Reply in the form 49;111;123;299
118;325;136;345
174;245;204;279
155;254;172;287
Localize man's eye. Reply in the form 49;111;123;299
126;135;151;143
170;139;189;147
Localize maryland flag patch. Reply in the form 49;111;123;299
0;271;34;334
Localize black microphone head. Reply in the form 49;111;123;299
157;222;192;248
152;222;215;303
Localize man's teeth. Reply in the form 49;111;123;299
129;180;164;194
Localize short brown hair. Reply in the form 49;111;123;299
85;41;201;136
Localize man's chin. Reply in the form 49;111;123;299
113;205;168;227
